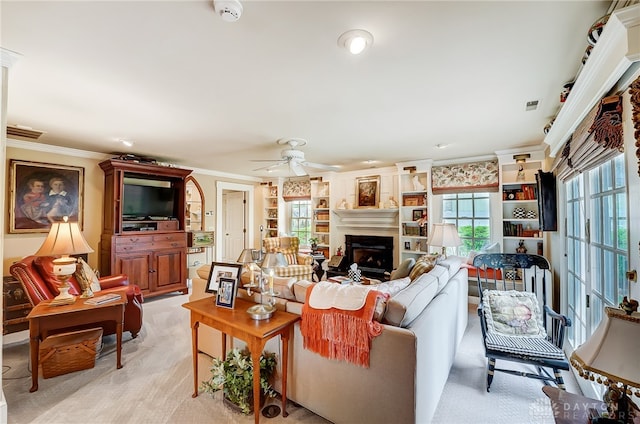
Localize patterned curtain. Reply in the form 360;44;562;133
431;159;499;194
282;179;311;201
552;94;623;181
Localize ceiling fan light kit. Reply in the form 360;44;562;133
338;29;374;55
213;0;243;22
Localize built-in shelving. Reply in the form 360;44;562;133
311;181;331;258
398;172;429;261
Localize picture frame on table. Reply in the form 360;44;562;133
355;175;380;208
8;160;85;233
215;277;238;309
206;262;242;293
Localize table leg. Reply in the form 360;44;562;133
251;347;262;424
29;321;39;393
116;318;123;369
281;328;290;417
191;320;199;398
221;332;227;360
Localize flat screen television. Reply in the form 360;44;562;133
122;183;176;220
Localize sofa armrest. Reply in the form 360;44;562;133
99;274;130;290
296;253;313;266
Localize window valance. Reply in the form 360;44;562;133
282;179;311;201
552;94;623;181
431;159;499;194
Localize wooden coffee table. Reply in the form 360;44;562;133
183;297;300;424
26;292;127;392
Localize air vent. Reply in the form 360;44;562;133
525;100;539;111
6;125;44;139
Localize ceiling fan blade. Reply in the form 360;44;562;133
300;161;339;171
251;159;284;162
290;161;307;176
252;161;286;172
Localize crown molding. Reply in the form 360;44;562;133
544;4;640;157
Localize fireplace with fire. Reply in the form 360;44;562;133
342;234;394;279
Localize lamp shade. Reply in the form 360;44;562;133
34;218;94;257
237;248;256;264
428;223;462;249
261;252;287;269
570;307;640;392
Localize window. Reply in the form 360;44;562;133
442;193;490;256
289;200;312;244
565;154;628;348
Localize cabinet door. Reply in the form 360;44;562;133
154;248;186;289
116;252;151;291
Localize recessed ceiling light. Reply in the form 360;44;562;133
338;29;374;55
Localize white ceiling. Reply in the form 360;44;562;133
1;0;612;178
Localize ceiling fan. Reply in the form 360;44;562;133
252;138;339;176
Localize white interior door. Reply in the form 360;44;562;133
222;190;246;262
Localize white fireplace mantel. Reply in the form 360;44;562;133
333;208;399;230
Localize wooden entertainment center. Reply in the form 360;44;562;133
99;159;192;297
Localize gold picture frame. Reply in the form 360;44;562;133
9;160;84;233
355;175;380;209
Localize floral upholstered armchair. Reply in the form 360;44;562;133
262;236;314;281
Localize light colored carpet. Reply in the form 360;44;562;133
3;295;578;424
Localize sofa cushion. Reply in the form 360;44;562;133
367;277;411;322
428;265;450;292
482;290;544;337
408;259;435;282
437;255;462;277
390;258;415;280
383;272;439;327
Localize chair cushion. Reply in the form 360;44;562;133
484;333;566;359
482;290;544;337
274;264;312;278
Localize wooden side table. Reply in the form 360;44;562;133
183;297;300;424
26;293;127;392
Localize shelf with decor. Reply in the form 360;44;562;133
499;151;546;256
311;180;331;258
398;172;429;260
264;184;279;238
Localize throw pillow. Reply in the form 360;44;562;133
480;242;501;254
482;290;545;337
283;253;297;265
77;258;102;293
390;258;415;280
466;251;478;265
408;259;435;282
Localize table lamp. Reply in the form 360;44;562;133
570;307;640;423
33;216;94;305
427;223;462;258
237;248;260;286
245;252;286;320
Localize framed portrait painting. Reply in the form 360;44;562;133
9;160;84;233
215;277;238;309
206;262;242;293
355;175;380;208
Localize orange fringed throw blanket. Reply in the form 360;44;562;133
300;285;387;368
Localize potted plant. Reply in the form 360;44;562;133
201;348;277;415
308;237;319;250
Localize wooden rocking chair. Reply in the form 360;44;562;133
473;253;572;392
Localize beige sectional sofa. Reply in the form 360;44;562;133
189;256;469;424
